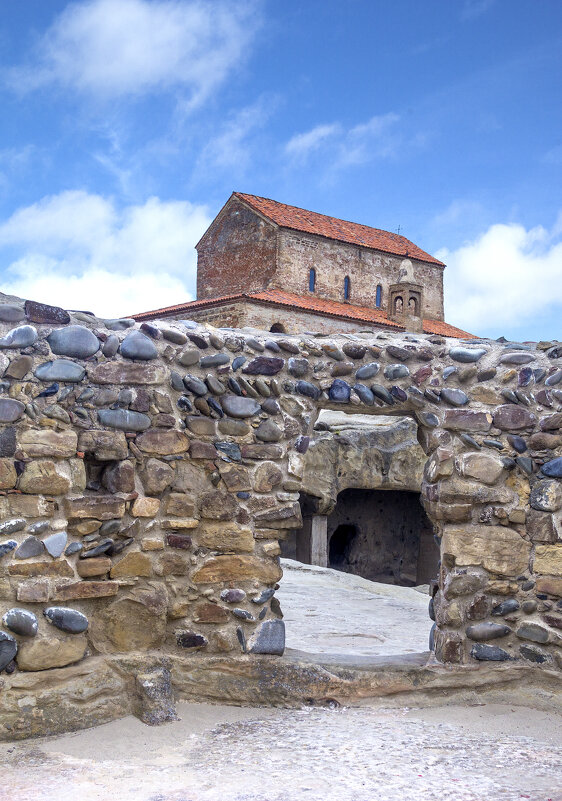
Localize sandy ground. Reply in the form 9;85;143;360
278;558;432;655
1;563;560;800
0;701;561;801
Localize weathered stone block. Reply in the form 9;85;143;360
139;458;174;496
136;429;189;455
52;581;119;601
527;509;560;543
17;635;87;671
192;555;282;584
164;493;195;517
456;452;504;485
64;495;126;520
19;459;73;495
0;458;17;489
18;428;78;459
199;490;238;520
88;361;167;384
131;497;160;517
216;463;250;492
493;405;536;431
78;430;128;460
536;576;562;595
77;557;112;577
193;602;229;624
442;525;530;577
89;585;168;653
16;579;50;603
197;523;254;553
442;410;492;432
533;544;562;576
253;462;284;493
110;551;152;578
102;460;135;493
9;561;74;578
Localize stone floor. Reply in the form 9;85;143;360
278;558;432;656
0;701;561;801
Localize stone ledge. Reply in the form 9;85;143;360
2;651;560;742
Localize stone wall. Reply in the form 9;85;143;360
0;291;561;736
196;197;278;300
275;229;445;321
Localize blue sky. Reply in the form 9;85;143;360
0;0;561;340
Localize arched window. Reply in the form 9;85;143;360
270;322;286;333
343;275;351;300
375;284;382;308
309;268;316;292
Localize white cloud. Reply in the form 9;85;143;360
438;217;562;332
6;0;259;103
285;124;341;158
0;191;211;317
284;113;409;172
198;97;274;173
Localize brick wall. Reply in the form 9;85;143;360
196;197;278;300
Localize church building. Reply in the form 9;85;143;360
133;192;472;338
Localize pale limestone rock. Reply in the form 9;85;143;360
17;635;87;671
442;525;531;577
19;460;72;495
197;523;254;553
17;428;77;458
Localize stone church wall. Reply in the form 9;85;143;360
274;229;445;321
0;291;560;737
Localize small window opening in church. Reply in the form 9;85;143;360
344;276;351;300
270;323;285;333
309;268;316;292
375;284;382;307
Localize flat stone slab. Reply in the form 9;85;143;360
277;559;432;656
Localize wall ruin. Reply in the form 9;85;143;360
0;292;560;736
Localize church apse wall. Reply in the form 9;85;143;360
0;291;560;737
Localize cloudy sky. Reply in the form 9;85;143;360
0;0;561;340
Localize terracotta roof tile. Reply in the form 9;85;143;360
132;290;474;338
233;193;445;267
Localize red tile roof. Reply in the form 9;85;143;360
232;193;445;267
132;289;474;338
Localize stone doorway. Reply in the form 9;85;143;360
326;488;438;587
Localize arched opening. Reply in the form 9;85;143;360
394;295;403;314
375;284;382;308
308;268;316;292
329;523;359;567
408;296;418;315
343;275;351;300
269;322;286;333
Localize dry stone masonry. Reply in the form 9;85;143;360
0;292;560;736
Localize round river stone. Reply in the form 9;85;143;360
44;607;89;634
220;395;261;418
2;608;38;637
47;325;100;358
